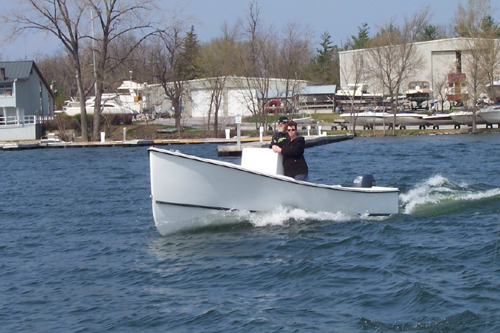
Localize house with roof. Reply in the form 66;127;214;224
0;60;55;141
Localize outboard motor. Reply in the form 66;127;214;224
353;174;375;188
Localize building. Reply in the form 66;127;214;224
0;60;55;140
147;76;310;121
339;38;500;109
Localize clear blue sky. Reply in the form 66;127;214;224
1;0;498;61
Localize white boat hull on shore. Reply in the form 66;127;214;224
422;114;460;128
340;111;391;128
477;105;500;125
341;111;428;128
450;110;488;125
149;147;399;236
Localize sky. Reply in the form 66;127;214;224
1;0;499;61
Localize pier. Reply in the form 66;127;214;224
217;134;354;157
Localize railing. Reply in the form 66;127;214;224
0;115;39;126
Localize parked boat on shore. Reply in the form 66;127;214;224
422;113;460;129
477;105;500;126
405;81;432;110
340;110;428;129
449;110;489;126
149;147;399;236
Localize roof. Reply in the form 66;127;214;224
301;85;337;95
0;60;54;98
0;60;35;81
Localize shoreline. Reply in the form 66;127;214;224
1;125;499;151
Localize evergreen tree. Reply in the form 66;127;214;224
179;26;201;80
418;24;439;41
345;23;370;50
303;31;339;84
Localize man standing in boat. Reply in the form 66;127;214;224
269;116;289;149
272;120;309;181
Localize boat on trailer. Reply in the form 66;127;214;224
341;110;428;129
149;147;399;236
477;105;500;127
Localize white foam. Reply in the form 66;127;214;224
235;205;365;228
401;174;500;214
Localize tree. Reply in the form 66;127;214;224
152;25;199;134
87;0;157;141
418;24;446;41
4;0;157;141
339;51;367;136
237;0;277;131
199;25;240;135
4;0;95;141
345;23;370;50
367;9;429;134
305;31;339;84
277;21;312;114
453;0;500;132
178;26;201;81
454;0;500;37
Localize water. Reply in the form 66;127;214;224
1;134;499;332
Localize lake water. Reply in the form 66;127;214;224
1;134;499;332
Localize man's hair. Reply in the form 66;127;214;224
287;120;297;129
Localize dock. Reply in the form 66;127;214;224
0;134;353;152
217;134;354;157
0;137;273;151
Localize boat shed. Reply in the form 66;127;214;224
296;85;337;113
339;38;500;108
0;60;55;141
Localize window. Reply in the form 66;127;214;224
0;83;13;97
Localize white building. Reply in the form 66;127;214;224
148;76;310;119
339;38;500;107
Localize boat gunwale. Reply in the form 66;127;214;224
148;147;399;194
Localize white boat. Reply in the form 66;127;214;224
449;110;488;126
341;110;428;129
405;81;432;110
62;80;145;117
477;105;500;125
340;110;391;129
393;111;428;129
86;95;139;115
62;99;87;117
335;83;383;103
422;113;460;129
149;147;399;236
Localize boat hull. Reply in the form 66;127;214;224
477;105;500;124
422;114;459;127
341;111;429;128
149;147;399;236
450;111;488;125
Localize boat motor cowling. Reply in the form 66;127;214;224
353;174;375;188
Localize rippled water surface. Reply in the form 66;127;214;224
1;134;499;332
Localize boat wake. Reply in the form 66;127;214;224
231;205;388;230
400;174;500;215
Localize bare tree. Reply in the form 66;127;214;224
4;0;157;141
339;51;367;135
4;0;95;141
237;1;278;131
432;67;452;111
367;8;429;134
278;21;312;115
87;0;157;141
152;24;201;135
453;0;500;132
